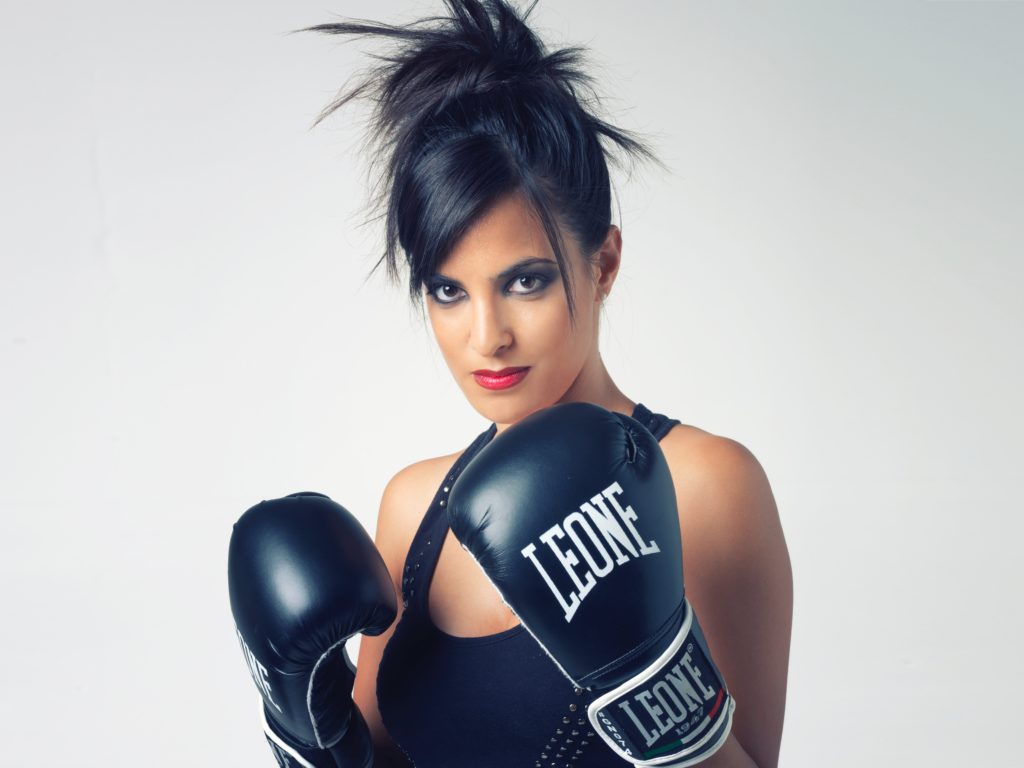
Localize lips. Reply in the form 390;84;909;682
472;366;530;391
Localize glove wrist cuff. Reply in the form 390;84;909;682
587;600;735;766
260;699;337;768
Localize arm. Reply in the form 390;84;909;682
666;434;794;768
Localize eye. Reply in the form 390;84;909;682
428;282;465;305
507;273;549;295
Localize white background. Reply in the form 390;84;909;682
2;1;1021;765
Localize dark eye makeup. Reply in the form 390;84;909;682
426;267;559;306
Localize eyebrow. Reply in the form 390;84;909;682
431;257;557;286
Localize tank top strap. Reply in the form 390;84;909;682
631;401;681;441
399;422;498;611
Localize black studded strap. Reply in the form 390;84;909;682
399;423;499;610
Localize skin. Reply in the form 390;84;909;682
352;191;793;768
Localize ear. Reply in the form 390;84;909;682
592;225;622;301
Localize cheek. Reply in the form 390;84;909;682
521;294;591;361
516;297;569;350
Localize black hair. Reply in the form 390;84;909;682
296;0;663;323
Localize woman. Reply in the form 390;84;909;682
302;1;792;766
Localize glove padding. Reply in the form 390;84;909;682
229;491;396;767
448;403;734;766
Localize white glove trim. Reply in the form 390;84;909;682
587;600;735;767
307;636;353;748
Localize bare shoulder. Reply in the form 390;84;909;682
379;451;461;520
656;424;791;606
374;449;462;573
658;424;783;543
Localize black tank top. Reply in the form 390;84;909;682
376;403;681;767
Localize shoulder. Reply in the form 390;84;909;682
656;423;791;609
658;424;783;547
379;451;461;519
373;449;462;575
658;423;760;487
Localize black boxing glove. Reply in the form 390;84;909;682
228;492;396;767
448;403;735;767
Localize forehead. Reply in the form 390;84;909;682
438;193;564;276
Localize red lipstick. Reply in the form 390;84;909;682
472;366;530;390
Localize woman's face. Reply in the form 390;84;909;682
425;193;611;428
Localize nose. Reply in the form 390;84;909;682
469;296;513;358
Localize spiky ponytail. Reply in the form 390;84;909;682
298;0;662;319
